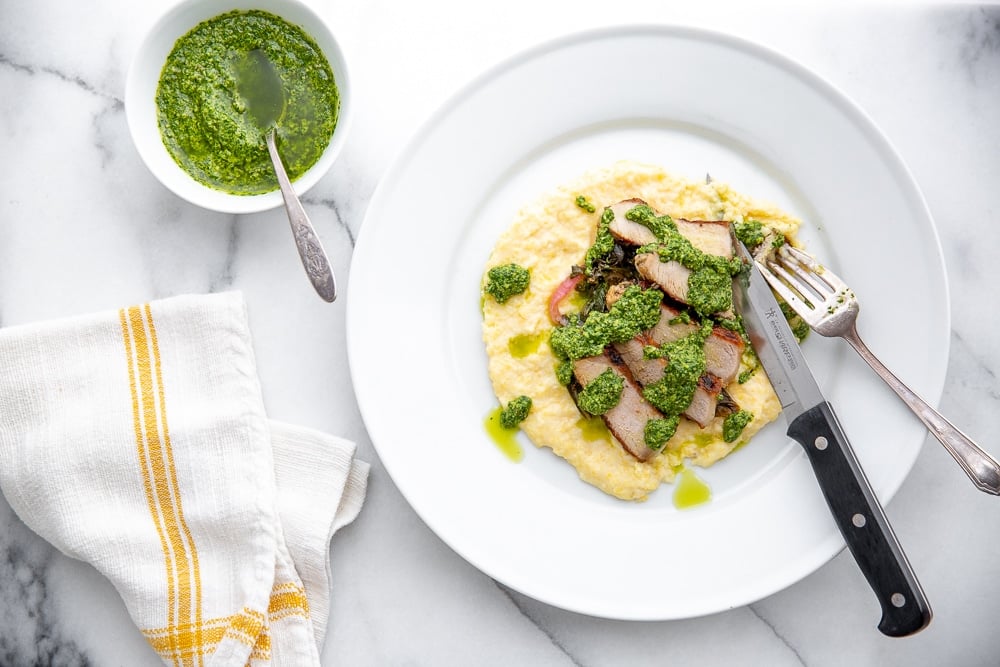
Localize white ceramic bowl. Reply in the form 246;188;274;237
125;0;351;213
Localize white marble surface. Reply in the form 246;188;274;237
2;1;1000;665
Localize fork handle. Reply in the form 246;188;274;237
841;325;1000;495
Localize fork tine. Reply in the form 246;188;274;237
766;259;818;307
755;259;817;313
774;248;834;300
783;245;850;293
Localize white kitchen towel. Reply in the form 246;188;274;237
0;292;368;666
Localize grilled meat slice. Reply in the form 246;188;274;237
634;253;692;305
674;219;734;257
611;336;666;386
633;217;735;314
613;333;723;428
685;374;724;428
704;327;744;385
647;304;698;345
572;352;661;462
643;306;744;386
607;198;658;246
620;306;744;425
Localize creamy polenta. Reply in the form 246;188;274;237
481;161;801;501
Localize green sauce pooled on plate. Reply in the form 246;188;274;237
155;10;340;195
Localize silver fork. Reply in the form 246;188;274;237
758;244;1000;495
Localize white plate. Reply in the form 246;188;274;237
347;26;948;620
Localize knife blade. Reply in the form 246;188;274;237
733;240;931;637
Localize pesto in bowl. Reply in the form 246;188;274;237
156;9;340;195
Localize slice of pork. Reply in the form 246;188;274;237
572;352;661;462
638;304;743;386
634;253;692;306
647;304;698;345
685;374;724;428
674;219;734;258
607;198;658;246
704;327;744;385
632;216;735;314
610;336;665;386
611;327;733;428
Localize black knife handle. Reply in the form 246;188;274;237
788;402;931;637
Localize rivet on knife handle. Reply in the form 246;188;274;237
788;402;932;637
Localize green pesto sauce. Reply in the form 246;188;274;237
644;416;680;451
484;263;530;303
549;285;663;361
624;204;675;242
508;332;545;358
499;395;533;429
722;409;754;443
576;368;624;416
484;407;523;462
584;207;615;273
674;468;712;509
155;10;340;195
555;360;574;386
575;195;596;213
641;322;712;416
733;220;765;248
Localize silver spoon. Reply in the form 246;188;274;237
237;49;337;302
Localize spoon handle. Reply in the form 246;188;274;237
266;130;337;302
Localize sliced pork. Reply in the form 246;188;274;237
685;375;723;428
572;352;661;462
611;336;665;386
704;327;744;385
614;305;744;426
647;304;698;345
675;219;734;257
634;253;692;305
607;198;658;246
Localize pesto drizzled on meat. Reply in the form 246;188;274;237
554;198;766;458
636;236;743;318
576;369;623;416
642;322;712;415
548;285;663;361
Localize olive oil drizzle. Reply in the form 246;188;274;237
484;407;524;462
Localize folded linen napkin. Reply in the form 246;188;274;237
0;292;367;666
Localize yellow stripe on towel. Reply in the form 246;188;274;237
122;304;204;667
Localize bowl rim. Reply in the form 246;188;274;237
124;0;352;214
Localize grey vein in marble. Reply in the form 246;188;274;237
956;6;1000;84
493;583;586;667
0;500;91;667
208;216;242;293
950;331;1000;402
0;52;121;106
748;604;807;667
300;195;357;247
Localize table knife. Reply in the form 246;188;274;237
732;241;931;637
